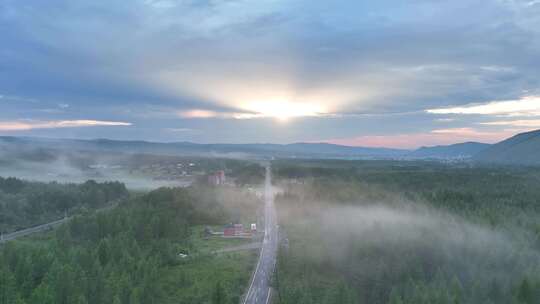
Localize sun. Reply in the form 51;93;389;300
244;100;326;121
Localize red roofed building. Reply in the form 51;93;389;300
208;170;226;185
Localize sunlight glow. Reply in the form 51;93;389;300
178;101;329;121
155;68;357;122
242;100;326;121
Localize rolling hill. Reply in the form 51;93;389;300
7;133;540;164
474;129;540;165
0;136;408;160
408;142;490;159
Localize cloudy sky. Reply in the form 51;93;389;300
1;0;540;148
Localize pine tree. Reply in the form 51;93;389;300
517;278;533;304
0;266;19;304
97;239;109;267
112;295;121;304
29;283;54;304
129;288;142;304
75;295;88;304
450;276;463;304
212;281;226;304
330;281;352;304
487;279;502;304
389;288;404;304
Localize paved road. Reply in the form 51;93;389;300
0;218;67;244
243;164;278;304
0;202;119;244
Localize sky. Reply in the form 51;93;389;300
1;0;540;149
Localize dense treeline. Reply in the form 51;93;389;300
273;161;540;304
230;163;265;186
274;161;540;229
0;177;128;233
0;185;258;304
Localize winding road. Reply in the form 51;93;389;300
243;164;278;304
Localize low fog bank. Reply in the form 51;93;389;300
0;146;230;190
0;157;188;190
321;204;539;278
276;183;540;303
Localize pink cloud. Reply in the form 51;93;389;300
323;128;525;149
0;120;132;131
178;110;221;119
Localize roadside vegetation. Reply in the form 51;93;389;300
0;177;128;234
272;160;540;304
0;181;261;304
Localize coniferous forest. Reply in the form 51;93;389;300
0;179;260;304
0;177;128;234
2;160;540;304
272;160;540;304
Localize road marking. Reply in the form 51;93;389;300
244;164;276;304
265;288;272;304
243;243;264;304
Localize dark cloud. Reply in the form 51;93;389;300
1;0;539;146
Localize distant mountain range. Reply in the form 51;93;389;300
0;137;407;159
1;129;540;164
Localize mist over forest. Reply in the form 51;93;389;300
3;0;540;302
2;136;540;304
0;139;262;189
272;161;540;304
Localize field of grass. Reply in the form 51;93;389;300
188;225;257;253
163;250;257;303
160;225;258;303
